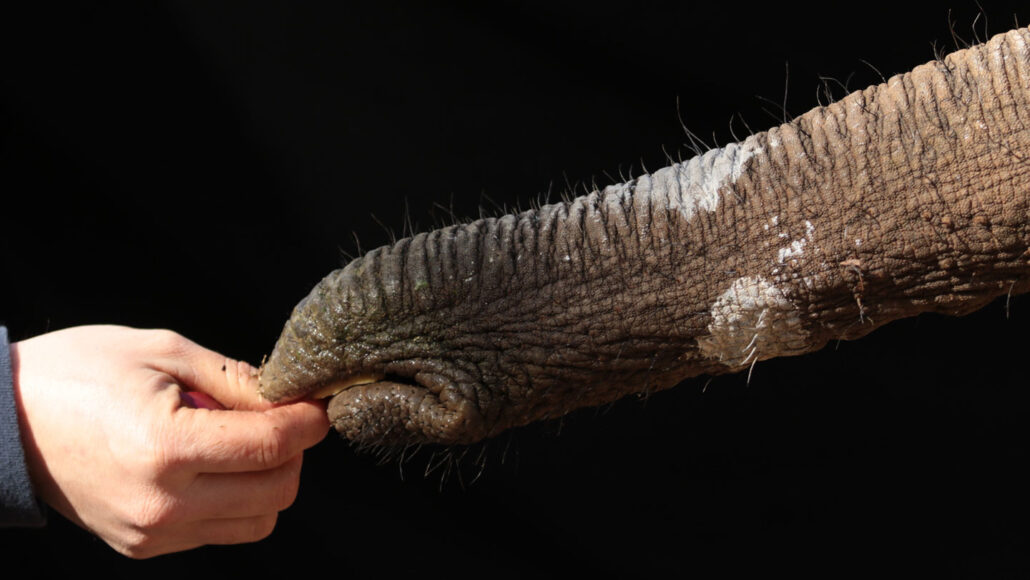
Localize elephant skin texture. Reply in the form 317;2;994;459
259;27;1030;447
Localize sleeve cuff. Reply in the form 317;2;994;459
0;326;46;528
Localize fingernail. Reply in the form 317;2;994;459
180;391;226;410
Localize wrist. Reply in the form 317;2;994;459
0;327;45;527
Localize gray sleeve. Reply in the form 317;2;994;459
0;326;46;527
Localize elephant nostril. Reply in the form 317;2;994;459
326;379;475;445
381;372;425;389
372;370;456;396
323;365;489;445
310;373;385;399
316;368;454;400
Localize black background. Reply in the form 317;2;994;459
2;1;1029;577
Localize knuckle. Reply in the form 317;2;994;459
255;513;278;541
257;426;288;467
129;491;181;532
235;358;257;380
136;424;184;475
113;529;159;560
146;329;191;356
274;471;301;511
240;514;278;544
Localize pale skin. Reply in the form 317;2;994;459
9;325;329;558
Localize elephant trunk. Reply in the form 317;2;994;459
260;28;1030;446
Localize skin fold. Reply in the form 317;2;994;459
259;27;1030;446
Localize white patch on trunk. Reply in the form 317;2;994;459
697;276;811;369
776;220;816;264
600;135;762;221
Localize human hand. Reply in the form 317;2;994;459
8;325;329;558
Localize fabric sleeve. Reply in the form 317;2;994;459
0;326;46;527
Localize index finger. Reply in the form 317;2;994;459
143;331;274;411
169;399;330;473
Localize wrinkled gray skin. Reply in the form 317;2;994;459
259;28;1030;447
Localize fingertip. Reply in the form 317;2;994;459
155;335;270;411
301;400;332;436
203;356;271;411
219;358;272;410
